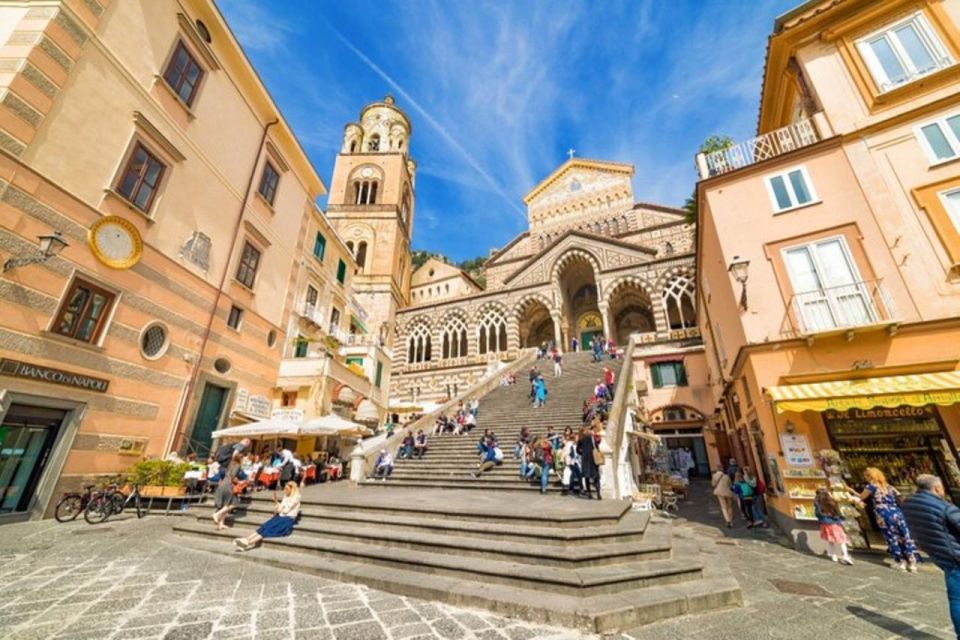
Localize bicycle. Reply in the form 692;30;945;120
54;484;98;523
84;484;144;524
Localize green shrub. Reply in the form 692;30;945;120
127;459;192;487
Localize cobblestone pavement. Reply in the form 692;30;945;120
0;487;955;640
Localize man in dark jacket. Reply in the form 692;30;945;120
902;474;960;638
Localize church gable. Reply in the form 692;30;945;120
524;159;634;233
634;204;687;228
411;258;465;285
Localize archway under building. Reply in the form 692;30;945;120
608;280;656;344
517;298;554;348
556;253;601;348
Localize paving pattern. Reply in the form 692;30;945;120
0;482;955;640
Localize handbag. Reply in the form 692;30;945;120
592;448;605;466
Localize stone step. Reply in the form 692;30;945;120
174;531;741;633
191;511;669;568
191;503;651;546
173;522;703;596
358;478;569;492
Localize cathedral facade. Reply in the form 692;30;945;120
391;155;698;406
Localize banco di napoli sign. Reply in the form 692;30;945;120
0;359;110;393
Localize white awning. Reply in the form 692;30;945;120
211;418;303;439
303;413;373;437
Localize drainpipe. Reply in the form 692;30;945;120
171;118;279;452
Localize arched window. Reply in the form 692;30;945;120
477;308;507;355
368;134;380;152
353;180;380;205
346;241;354;254
406;321;431;364
662;275;697;330
349;141;357;153
356;241;368;270
401;186;411;226
441;316;468;359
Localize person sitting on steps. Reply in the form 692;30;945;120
473;435;503;478
413;430;428;459
397;431;414;459
233;481;301;551
372;449;393;481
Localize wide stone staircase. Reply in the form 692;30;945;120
173;351;742;632
365;351;609;491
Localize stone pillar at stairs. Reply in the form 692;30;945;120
551;312;563;352
599;303;611;339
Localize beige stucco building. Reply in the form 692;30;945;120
697;0;960;549
0;0;381;520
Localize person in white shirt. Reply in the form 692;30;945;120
234;481;301;551
373;450;394;480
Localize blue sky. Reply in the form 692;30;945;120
218;0;797;263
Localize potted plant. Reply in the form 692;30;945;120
129;459;191;497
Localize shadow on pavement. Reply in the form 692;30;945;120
846;605;942;639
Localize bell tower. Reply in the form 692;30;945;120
326;95;415;348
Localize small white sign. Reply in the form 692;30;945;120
780;434;814;467
248;394;272;418
272;408;304;423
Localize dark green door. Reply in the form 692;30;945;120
191;384;228;458
580;330;603;347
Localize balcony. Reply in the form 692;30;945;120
696;115;828;179
298;302;326;327
788;279;900;343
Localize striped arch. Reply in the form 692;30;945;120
602;274;656;306
511;292;556;320
474;302;509;355
658;267;697;331
549;248;602;282
331;383;347;402
654;265;696;291
603;274;664;341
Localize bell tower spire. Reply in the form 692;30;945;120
326;96;415;348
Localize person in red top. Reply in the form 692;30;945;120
603;367;615;400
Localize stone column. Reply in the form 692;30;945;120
599;303;612;340
551;312;563;352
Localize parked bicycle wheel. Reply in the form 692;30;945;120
132;492;144;519
83;495;112;524
110;490;126;515
54;494;83;523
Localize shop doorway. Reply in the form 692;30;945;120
191;384;229;458
0;404;67;514
660;432;710;477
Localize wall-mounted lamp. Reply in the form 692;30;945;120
3;231;69;272
784;419;796;433
728;257;750;311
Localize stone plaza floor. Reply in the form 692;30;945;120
0;485;954;640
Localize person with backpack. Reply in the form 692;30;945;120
577;426;602;500
277;449;297;486
743;467;768;528
535;437;554;494
214;438;251;471
732;471;757;528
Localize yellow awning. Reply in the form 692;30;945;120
768;371;960;413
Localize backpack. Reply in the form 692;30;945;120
214;443;235;467
279;460;295;483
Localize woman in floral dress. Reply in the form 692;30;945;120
849;467;921;572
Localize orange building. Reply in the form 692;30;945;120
696;0;960;550
0;0;328;520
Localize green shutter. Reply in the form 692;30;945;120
651;364;663;388
375;361;383;388
337;259;346;284
314;233;326;260
675;362;688;386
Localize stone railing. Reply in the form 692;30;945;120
349;348;538;482
599;334;638;500
695;114;830;179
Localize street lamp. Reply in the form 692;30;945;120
728;257;750;311
3;231;69;272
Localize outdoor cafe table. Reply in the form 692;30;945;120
257;467;280;488
326;464;342;481
304;464;316;482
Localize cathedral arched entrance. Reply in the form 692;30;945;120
516;298;554;349
608;280;656;344
555;253;601;348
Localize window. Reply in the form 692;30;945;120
336;259;347;285
281;391;297;407
162;41;203;106
258;161;279;206
368;134;380;151
294;335;308;358
313;232;326;261
305;285;318;306
329;308;341;334
116;143;166;212
857;12;952;93
355;241;368;270
227;305;243;330
477;307;508;355
651;361;687;388
918;113;960;163
662;275;697;330
783;236;874;332
406;321;432;364
235;242;261;289
440;315;469;359
53;278;116;344
939;188;960;234
140;323;169;359
375;361;383;388
663;407;685;422
352;180;379;205
765;166;816;212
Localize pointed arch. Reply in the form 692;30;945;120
405;317;432;364
662;273;697;330
439;311;469;359
475;304;508;355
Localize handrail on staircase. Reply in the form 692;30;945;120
350;348;539;482
599;335;638;500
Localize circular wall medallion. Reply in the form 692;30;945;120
214;358;231;374
88;216;143;269
360;167;374;178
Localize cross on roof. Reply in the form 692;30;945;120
567;148;576;160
